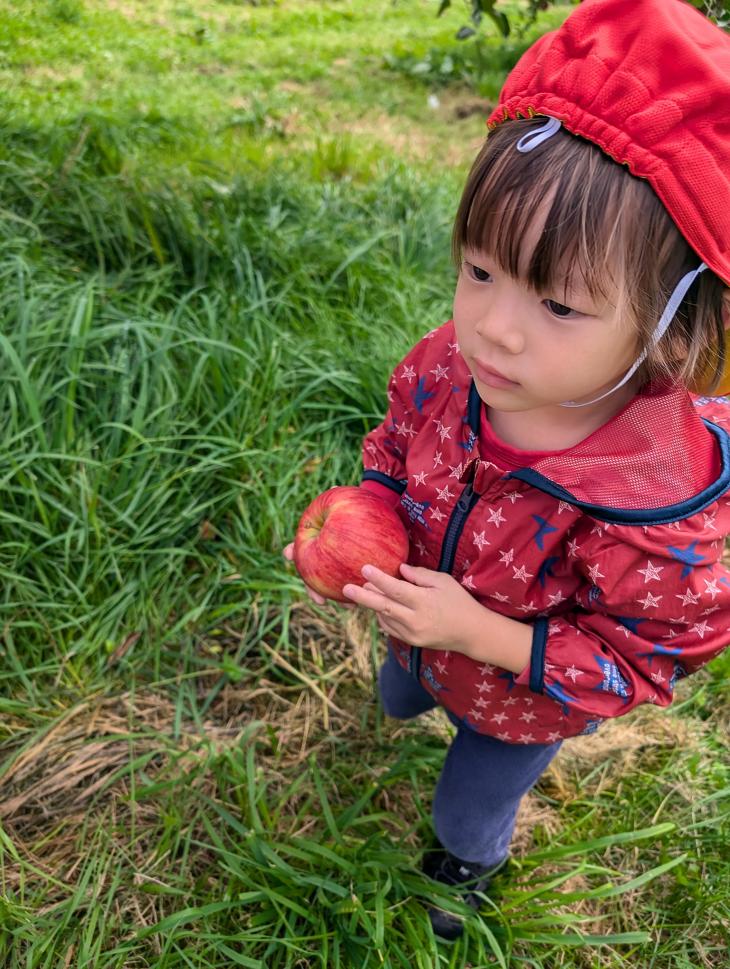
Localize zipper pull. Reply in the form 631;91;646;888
459;458;479;484
456;481;474;513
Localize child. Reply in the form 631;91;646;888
284;0;730;941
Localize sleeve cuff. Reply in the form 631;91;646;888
360;471;407;508
514;617;548;694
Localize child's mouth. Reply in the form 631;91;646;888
473;359;519;388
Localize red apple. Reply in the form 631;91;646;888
293;486;410;602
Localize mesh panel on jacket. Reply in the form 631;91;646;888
529;382;720;509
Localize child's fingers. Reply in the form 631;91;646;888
342;582;403;619
399;562;441;586
359;565;415;606
282;542;295;561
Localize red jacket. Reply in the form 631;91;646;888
361;321;730;743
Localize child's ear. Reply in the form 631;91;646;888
723;289;730;331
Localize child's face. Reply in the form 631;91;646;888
453;230;642;417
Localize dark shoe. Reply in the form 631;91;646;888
422;845;508;941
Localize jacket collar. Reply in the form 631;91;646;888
467;379;730;524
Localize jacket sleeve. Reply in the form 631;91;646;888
360;326;446;498
515;515;730;721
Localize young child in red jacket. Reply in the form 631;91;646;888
285;0;730;940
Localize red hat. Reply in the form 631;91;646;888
487;0;730;288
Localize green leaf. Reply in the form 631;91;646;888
216;945;265;968
526;822;676;862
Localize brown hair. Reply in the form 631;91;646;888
452;117;727;393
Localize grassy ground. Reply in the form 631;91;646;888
0;1;728;966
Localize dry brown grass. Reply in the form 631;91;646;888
1;595;722;945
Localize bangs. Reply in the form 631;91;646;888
452;118;727;394
452;119;645;306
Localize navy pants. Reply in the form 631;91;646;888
378;646;561;868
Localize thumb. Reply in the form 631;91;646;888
399;562;441;586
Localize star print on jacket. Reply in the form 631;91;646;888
360;320;730;744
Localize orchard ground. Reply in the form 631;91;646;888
0;1;728;966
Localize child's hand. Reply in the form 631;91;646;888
342;563;481;652
282;542;356;609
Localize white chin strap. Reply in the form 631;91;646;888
559;261;708;407
516;115;709;408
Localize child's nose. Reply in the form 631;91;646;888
474;300;526;354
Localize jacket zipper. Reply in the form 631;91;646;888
411;467;481;682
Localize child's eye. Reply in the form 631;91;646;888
468;263;492;282
544;299;579;319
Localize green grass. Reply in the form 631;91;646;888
0;0;567;177
0;1;728;966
